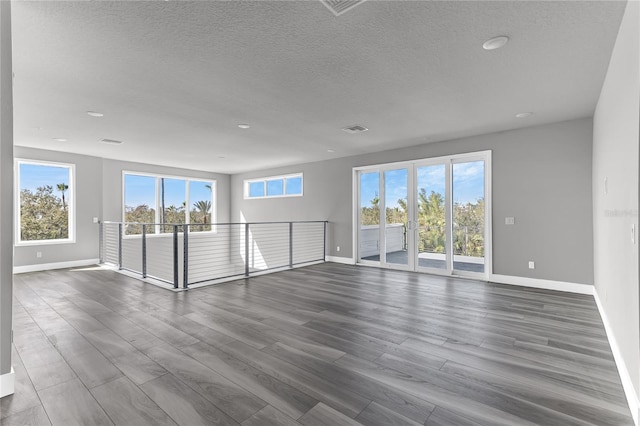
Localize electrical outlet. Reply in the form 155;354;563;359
93;217;99;224
36;251;42;258
505;217;515;225
336;246;341;252
528;261;535;269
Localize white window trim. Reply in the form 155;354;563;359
122;171;217;235
15;159;76;246
244;172;303;199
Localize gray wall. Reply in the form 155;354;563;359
14;147;103;267
12;150;231;268
593;0;639;404
231;118;594;285
0;0;13;379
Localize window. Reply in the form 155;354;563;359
123;172;215;234
16;160;75;245
244;173;303;199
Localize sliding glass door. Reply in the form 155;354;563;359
357;167;413;270
356;151;490;279
358;171;381;265
416;164;447;271
452;160;486;274
384;168;411;269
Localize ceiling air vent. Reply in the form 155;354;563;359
320;0;368;16
99;138;124;145
342;124;368;134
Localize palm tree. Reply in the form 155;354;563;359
56;183;68;209
193;200;211;224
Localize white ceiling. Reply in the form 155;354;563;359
11;1;626;174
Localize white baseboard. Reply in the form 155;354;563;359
489;274;594;295
13;258;100;274
325;256;356;265
594;289;639;426
0;367;15;398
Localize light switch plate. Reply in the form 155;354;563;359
528;261;535;269
505;217;515;225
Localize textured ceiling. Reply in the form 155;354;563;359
11;1;626;174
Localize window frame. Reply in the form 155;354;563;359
122;170;217;236
15;158;76;246
244;173;304;199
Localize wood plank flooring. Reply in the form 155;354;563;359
0;263;633;425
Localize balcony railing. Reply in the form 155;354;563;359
99;221;327;290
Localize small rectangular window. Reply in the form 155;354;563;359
285;176;302;195
16;160;75;245
244;173;303;199
249;181;265;198
266;179;284;196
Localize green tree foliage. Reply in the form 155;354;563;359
360;193;380;225
417;189;446;254
453;198;484;257
124;204;156;235
20;185;68;241
360;188;485;258
56;183;69;209
190;200;212;232
125;199;214;234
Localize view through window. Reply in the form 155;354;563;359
17;160;74;244
245;173;303;199
124;172;215;235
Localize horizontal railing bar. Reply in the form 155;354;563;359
102;220;328;226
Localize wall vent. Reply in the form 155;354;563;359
342;124;368;134
99;138;124;145
320;0;368;16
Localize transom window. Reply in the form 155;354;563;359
15;159;75;245
123;172;215;235
244;173;303;199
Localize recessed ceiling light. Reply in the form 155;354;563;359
342;125;368;134
482;35;509;51
99;138;123;145
237;124;250;129
327;149;336;153
515;112;533;118
53;138;67;142
87;111;104;117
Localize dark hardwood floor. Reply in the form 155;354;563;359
0;263;633;425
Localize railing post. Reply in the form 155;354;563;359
98;221;103;264
289;222;293;268
244;223;250;277
323;221;327;261
142;224;147;278
117;223;123;270
172;225;179;289
183;225;189;289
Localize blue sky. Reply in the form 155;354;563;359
20;163;69;192
360;161;484;209
124;175;213;209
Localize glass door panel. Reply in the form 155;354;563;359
452;161;485;274
384;169;409;268
359;171;381;263
416;165;447;270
